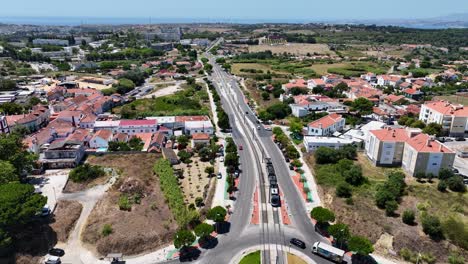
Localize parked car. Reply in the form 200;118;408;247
234;171;240;178
265;126;272;131
290;238;306;249
239;145;243;150
455;137;466;141
40;205;50;217
45;256;61;264
219;157;224;162
48;248;65;257
217;173;222;179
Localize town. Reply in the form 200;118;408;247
0;9;467;264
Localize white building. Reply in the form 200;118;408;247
304;136;354;152
93;121;120;133
118;120;158;135
184;121;214;135
306;113;345;136
290;101;329;117
89;130;113;149
419;101;468;137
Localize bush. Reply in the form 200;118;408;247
119;195;132;211
69;164;105;182
448;252;465;264
402;210;415;225
385;200;398;216
335;183;352;198
437;180;447;192
421;214;443;239
447;176;466;192
310;206;335;225
101;224;113;237
442;216;468;250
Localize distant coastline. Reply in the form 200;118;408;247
0;16;466;29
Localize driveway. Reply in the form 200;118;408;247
30;169;69;211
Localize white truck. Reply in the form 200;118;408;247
312;242;346;263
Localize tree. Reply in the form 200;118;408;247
447;176;466;192
177;135;189;149
69;164;106;182
177;150;192;164
289;121;303;137
0;134;37;176
285;145;300;160
217;110;230;130
195;197;204;207
115;78;136;94
310;207;335;226
204;166;214;176
385;200;399;216
207;206;227;223
173;229;196;249
0;161;18;184
351;97;374;115
315;147;338;164
224;152;239;168
335;183;352;198
261;91;270;100
414;171;426;182
375;188;396;209
343;165;365;186
0;182;46;228
348;236;374;255
327;223;350;246
422;123;443;137
194;223;214;241
128;137;143;151
402;210;415;225
421;214;443;239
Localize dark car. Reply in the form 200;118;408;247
48;248;65;257
270;195;281;207
290;238;306;249
455;137;466;141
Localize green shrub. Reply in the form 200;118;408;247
447;176;466;192
402;210;415;225
119;195;132;211
437;180;447;192
335;183;352;198
101;224;113;236
421;214;443;239
69;164;105;182
448;252;465;264
385;200;398;216
442;216;468;250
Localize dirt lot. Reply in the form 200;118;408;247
242;79;280;108
307;153;468;263
51;200;83;242
287;253;308;264
81;153;178;256
249;43;334;56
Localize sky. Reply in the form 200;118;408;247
1;0;467;22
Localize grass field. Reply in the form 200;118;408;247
310;63;349;75
249;43;334;56
113;84;210;118
435;95;468;106
239;251;261;264
231;63;283;76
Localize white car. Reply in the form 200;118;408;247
45;256;61;264
220;157;224;162
265;126;272;131
217;173;222;179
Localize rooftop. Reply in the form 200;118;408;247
119;119;157;127
406;133;453;153
308;113;343;129
424;100;468;117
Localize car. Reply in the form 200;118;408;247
285;158;290;163
270;195;281;207
219;157;224;162
265;126;272;131
452;168;459;174
234;171;240;178
256;120;260;124
290;238;306;249
239;145;243;150
289;164;294;170
257;125;261;130
455;137;466;141
45;256;61;264
217;173;222;179
40;205;51;217
245;111;249;114
48;248;65;257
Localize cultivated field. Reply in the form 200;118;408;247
248;43;334;56
177;155;217;205
309;63;349;76
82;153;178;256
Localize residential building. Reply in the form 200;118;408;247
148;132;166;152
290;102;329;117
304;136;354;152
306;113;345;136
90;130;113;149
419;100;468;137
33;38;69;46
191;133;210;148
403;88;424;100
366;127;421;166
118;120;158;135
402;133;455;176
40;140;85;169
307;78;326;89
94;120;120;133
184;121;214;135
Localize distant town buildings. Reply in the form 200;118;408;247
33;38;69;46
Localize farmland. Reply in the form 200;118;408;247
248;43;335;56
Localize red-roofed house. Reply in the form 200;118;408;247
118;119;158;135
148;132;167;152
402;133;455;176
306;113;345;136
403;88;423;100
90;129;113;149
133;133;153;151
419;100;468;137
191;133;210;147
307;79;325;89
384;94;406;105
284;79;307;90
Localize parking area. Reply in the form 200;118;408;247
29;169;70;211
443;141;468;176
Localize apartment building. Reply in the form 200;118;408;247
306;113;345;136
366;127;421;166
419;101;468;137
402;133;455;176
118;120;158;135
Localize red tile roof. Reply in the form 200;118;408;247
93;129;113;140
404;88;421;95
385;94;405;103
406;133;453;153
285;79;307;89
424;101;468;117
192;133;210;140
370;127;409;142
119;119;157;126
308;113;343;129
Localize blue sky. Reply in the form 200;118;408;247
1;0;467;21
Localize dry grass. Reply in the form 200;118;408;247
287;253;308;264
51;200;83;242
249;43;334;56
82;153;178;256
309;63;349;76
243;79;280;108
